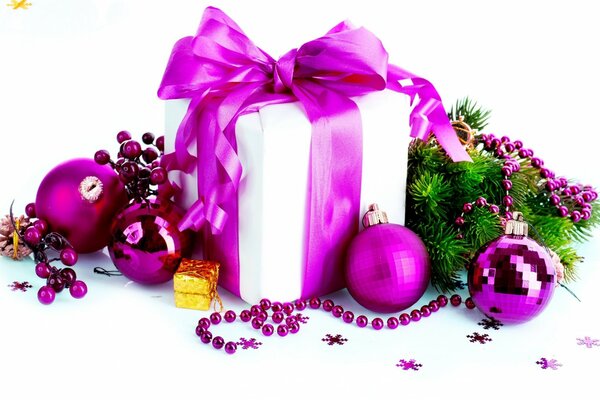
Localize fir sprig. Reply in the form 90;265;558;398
405;97;599;292
448;98;491;132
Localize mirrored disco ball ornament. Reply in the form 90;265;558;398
344;204;430;313
108;198;193;284
468;212;555;324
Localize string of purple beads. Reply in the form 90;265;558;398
195;294;476;355
454;196;502;235
478;133;596;222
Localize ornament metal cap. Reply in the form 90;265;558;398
362;203;388;227
79;176;103;203
505;211;528;237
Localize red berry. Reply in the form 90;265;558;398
38;286;56;305
156;136;165;152
120;161;139;180
60;268;77;285
25;203;36;218
60;247;78;266
142;148;159;163
47;274;65;293
24;226;42;246
69;281;87;299
121;140;142;159
142;132;155;145
150;167;167;185
117;130;132;143
33;219;48;235
35;262;51;279
94;150;111;165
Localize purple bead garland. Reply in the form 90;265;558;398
477;133;596;221
196;295;477;355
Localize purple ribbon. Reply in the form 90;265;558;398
158;7;470;298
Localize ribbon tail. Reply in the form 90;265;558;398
432;118;472;162
387;68;472;163
292;82;363;299
177;200;207;232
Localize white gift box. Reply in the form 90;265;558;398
165;90;411;304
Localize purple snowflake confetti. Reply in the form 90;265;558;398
322;334;348;346
295;313;309;324
536;357;562;370
478;317;503;330
576;336;600;349
467;332;492;344
236;338;262;350
8;281;32;292
396;359;422;371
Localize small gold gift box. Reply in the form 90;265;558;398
174;259;221;311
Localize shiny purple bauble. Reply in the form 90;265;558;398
468;235;555;324
108;198;192;284
35;158;128;253
345;223;430;313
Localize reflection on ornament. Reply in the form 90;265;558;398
468;213;555;324
344;204;430;313
35;158;128;253
108;198;192;284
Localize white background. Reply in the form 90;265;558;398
1;1;599;399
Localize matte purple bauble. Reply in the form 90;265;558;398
345;205;430;313
108;198;192;284
468;235;555;324
35;158;128;253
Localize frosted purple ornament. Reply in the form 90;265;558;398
468;212;555;324
35;158;128;253
344;204;430;313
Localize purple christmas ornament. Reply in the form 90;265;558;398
108;198;192;284
468;213;555;323
344;204;430;313
35;158;128;253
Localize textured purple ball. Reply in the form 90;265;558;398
468;235;555;324
224;342;237;355
200;331;213;344
107;198;192;284
262;324;274;336
35;158;128;253
345;223;430;313
342;311;354;323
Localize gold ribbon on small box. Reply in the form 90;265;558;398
174;259;223;312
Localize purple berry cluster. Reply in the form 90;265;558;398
94;131;166;202
16;203;87;305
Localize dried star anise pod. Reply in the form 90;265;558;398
0;214;32;260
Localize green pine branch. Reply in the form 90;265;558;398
448;98;491;132
405;97;600;292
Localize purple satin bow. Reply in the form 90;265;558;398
158;7;470;298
